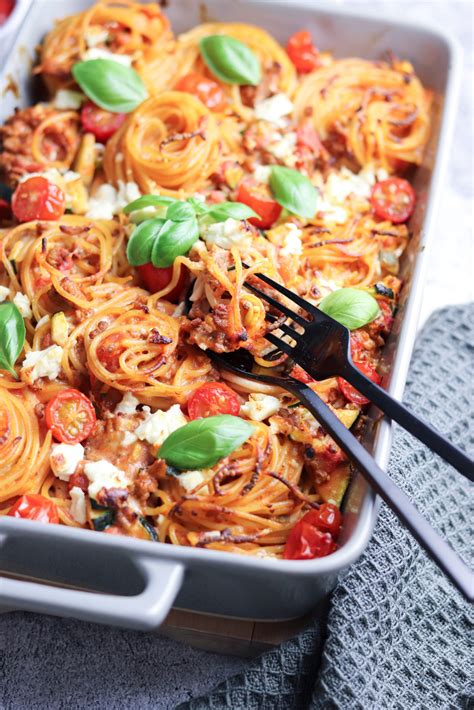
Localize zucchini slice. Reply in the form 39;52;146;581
90;500;115;531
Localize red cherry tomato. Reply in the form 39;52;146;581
45;388;96;444
286;30;320;74
373;299;393;334
8;494;59;524
370;178;416;224
187;381;240;419
12;177;66;222
301;504;342;538
80;102;127;142
0;0;14;25
236;179;282;230
137;263;188;302
289;363;315;384
338;361;381;406
284;521;336;560
175;73;227;112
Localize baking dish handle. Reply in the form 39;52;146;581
0;554;184;631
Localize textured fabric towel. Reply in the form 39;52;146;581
180;302;473;710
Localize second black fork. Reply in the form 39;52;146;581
245;271;473;481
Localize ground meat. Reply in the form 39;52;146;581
0;105;80;186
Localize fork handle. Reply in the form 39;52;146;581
339;361;474;481
291;381;473;601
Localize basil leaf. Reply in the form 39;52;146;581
0;302;26;378
72;59;148;113
166;201;196;222
186;197;209;216
269;166;318;219
159;415;254;469
318;288;380;330
126;218;165;266
199;35;261;86
123;195;177;214
151;218;199;268
207;201;258;222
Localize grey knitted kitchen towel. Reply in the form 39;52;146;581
179;302;474;710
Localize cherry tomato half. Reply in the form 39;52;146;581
175;73;227;112
236;179;282;230
12;177;66;222
137;263;189;302
301;504;342;538
80;101;127;142
45;388;96;444
338;361;381;406
8;494;59;524
284;521;336;560
286;30;320;74
0;0;14;25
187;381;240;419
370;178;416;224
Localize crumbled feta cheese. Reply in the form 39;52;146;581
134;403;187;447
0;286;10;302
121;431;138;447
255;93;294;127
201;218;252;250
54;89;85;110
240;393;281;421
267;132;297;166
63;170;81;183
70;487;87;524
177;470;205;492
13;292;32;318
84;27;110;48
22;345;63;382
317;199;349;225
50;443;85;481
115;391;140;415
253;164;271;183
81;48;132;66
86;181;141;220
280;223;303;257
84;459;129;499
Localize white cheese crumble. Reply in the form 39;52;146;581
134;403;187;448
121;431;138;447
22;345;63;382
70;487;87;525
201;218;252;250
0;286;10;302
86;181;141;220
84;459;129;499
240;393;281;422
267;131;297;166
50;443;85;481
12;292;32;318
81;48;132;66
84;27;110;48
115;391;140;415
54;89;85;110
253;164;271;184
177;470;205;493
255;93;294;127
280;223;303;257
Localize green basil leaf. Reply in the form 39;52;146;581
318;288;380;330
269;166;318;219
207;201;258;222
186;197;209;216
199;35;261;86
123;195;177;214
0;302;26;378
166;201;196;222
159;415;254;469
72;59;148;113
126;218;165;266
151;217;199;268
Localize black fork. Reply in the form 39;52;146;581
207;348;473;601
244;272;473;481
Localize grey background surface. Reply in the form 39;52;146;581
1;0;473;708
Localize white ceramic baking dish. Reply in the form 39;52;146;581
0;0;461;630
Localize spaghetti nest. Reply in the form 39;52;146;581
0;386;52;508
149;421;311;556
294;58;432;170
36;0;173;94
104;92;224;196
0;215;128;323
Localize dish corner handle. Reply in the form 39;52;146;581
0;553;184;632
